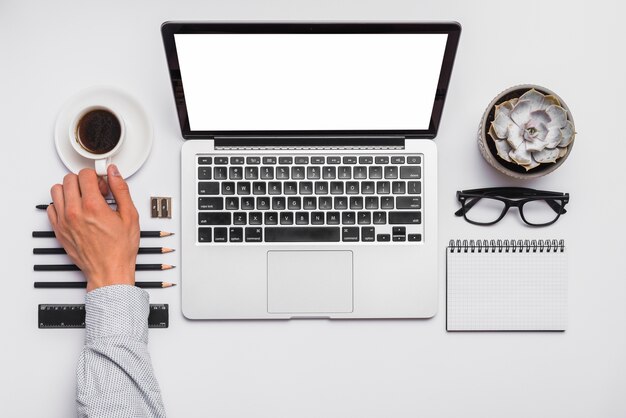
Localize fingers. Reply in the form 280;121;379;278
78;169;108;210
106;164;138;220
50;183;65;217
63;173;81;214
98;176;110;197
47;204;58;230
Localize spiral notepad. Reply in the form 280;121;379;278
446;239;567;331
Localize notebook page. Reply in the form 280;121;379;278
447;248;567;331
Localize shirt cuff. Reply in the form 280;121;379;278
85;284;150;344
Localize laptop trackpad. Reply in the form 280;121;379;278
267;251;353;314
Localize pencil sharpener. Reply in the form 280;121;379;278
151;197;172;218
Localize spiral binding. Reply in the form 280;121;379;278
448;239;565;253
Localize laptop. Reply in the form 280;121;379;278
161;22;461;319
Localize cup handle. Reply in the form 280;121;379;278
95;158;110;176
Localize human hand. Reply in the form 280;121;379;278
47;165;140;292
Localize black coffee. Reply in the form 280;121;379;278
76;109;122;154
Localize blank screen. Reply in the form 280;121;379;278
175;33;448;131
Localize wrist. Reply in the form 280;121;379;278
86;269;135;292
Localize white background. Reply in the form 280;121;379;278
1;1;625;417
176;33;447;130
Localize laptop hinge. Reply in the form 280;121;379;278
213;135;405;149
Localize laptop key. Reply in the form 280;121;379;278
295;156;309;164
247;157;261;164
408;234;422;242
391;156;405;164
343;156;357;164
407;156;421;164
249;212;263;225
198;197;223;210
245;167;258;180
257;197;270;210
362;227;375;241
389;211;421;224
214;227;228;242
330;182;344;194
377;234;390;242
272;197;285;210
198;156;212;165
233;212;247;225
311;156;325;164
396;196;421;209
392;181;406;194
334;197;347;210
346;182;359;194
262;156;276;164
265;227;340;242
357;211;370;224
261;167;274;179
354;166;367;179
408;181;422;194
381;197;394;209
369;166;383;179
365;196;379;209
327;156;341;164
288;197;301;210
280;212;294;225
373;212;386;224
199;212;231;225
350;197;363;210
214;157;228;165
229;227;243;242
221;182;235;195
323;166;336;179
361;182;375;194
307;166;321;179
315;181;329;194
198;167;211;180
214;167;227;180
300;182;313;194
295;212;309;225
338;166;352;179
284;182;298;195
198;182;219;195
342;227;359;242
384;166;398;179
237;182;250;195
327;212;340;225
303;197;316;210
268;182;282;195
278;157;293;164
400;166;421;179
276;166;289;179
225;198;239;210
392;226;406;242
319;196;332;210
375;156;389;164
245;227;263;242
342;212;356;225
359;156;373;164
198;227;211;242
253;182;266;195
265;212;278;225
230;157;244;165
311;212;325;225
229;167;243;180
291;166;305;179
376;181;390;194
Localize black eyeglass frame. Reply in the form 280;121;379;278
455;187;569;226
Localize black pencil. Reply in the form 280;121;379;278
33;247;175;255
32;231;174;238
36;199;116;210
34;264;175;271
34;281;176;289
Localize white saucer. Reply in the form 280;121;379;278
54;86;153;178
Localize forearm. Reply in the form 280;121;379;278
76;285;166;418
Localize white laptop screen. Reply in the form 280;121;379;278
174;33;449;131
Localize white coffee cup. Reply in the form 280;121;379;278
69;105;125;176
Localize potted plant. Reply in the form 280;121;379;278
478;84;575;179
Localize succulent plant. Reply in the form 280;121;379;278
488;88;575;171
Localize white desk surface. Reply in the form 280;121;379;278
1;0;625;416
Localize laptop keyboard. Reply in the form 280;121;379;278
196;154;423;243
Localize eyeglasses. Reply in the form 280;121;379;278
455;187;569;226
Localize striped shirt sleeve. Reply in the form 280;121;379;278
76;284;166;418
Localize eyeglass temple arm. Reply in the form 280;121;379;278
454;197;480;216
546;199;568;214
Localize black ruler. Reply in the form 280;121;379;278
38;304;169;328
